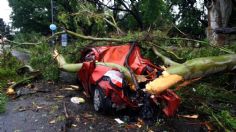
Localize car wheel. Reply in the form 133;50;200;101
93;87;112;113
93;88;103;112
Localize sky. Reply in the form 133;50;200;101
0;0;12;24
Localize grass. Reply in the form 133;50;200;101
0;93;7;113
29;43;60;81
0;52;23;113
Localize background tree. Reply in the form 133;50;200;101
7;0;207;37
57;1;108;35
0;18;10;37
166;0;207;39
0;18;5;35
8;0;51;34
7;0;234;43
87;0;170;31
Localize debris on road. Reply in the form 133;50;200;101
70;97;85;104
177;114;199;119
69;85;80;90
114;118;125;124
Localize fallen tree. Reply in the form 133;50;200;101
49;26;236;95
53;45;236;95
146;47;236;94
4;27;235;94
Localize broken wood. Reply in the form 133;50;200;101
145;54;236;94
6;65;41;96
6;74;40;95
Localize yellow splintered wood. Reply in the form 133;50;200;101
145;71;183;95
6;87;15;95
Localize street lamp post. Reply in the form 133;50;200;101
49;0;56;45
51;0;54;25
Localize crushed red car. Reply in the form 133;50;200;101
77;43;180;118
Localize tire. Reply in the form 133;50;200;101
93;87;112;113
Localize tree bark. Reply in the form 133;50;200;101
206;0;232;45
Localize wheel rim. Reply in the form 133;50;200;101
94;89;101;111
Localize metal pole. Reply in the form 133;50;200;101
50;0;55;45
51;0;54;24
51;0;54;35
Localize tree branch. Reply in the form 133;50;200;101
87;0;129;12
117;0;143;29
152;46;180;66
149;42;184;61
53;49;133;87
64;30;125;42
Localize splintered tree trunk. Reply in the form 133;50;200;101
145;54;236;94
206;0;232;45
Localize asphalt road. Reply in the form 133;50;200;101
0;44;29;64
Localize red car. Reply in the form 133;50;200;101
77;43;180;117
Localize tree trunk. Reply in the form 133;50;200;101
206;0;232;45
145;54;236;94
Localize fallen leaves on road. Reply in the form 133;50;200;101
26;84;35;89
125;118;145;129
135;118;144;128
83;113;93;119
61;88;75;91
54;95;65;98
69;85;80;90
49;120;56;124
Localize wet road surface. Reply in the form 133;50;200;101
0;80;209;132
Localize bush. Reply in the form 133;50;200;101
0;53;22;113
0;93;7;113
14;32;44;43
30;43;60;81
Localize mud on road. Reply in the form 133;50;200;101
0;79;208;132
